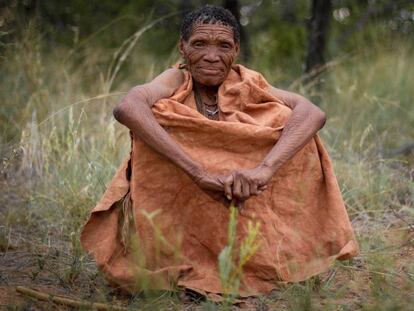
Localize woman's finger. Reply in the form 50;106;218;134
223;175;233;200
250;181;258;196
258;184;268;191
232;175;242;200
241;178;250;200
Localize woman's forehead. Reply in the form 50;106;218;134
189;23;234;40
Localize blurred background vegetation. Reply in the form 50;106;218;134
1;0;414;309
3;0;414;65
1;0;414;142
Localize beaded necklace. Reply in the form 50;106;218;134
193;83;220;121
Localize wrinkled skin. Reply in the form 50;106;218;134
179;23;271;208
114;22;326;211
179;23;239;88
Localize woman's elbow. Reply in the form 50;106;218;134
300;99;327;130
113;87;150;122
113;98;136;124
113;103;126;123
315;108;327;129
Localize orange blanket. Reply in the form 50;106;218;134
80;64;359;299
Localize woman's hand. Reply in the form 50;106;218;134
192;171;234;205
192;166;274;211
223;166;273;202
193;171;227;193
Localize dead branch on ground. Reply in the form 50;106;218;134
16;286;128;310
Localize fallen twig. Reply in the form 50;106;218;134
16;286;128;310
338;263;414;283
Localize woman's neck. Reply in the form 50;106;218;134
193;81;218;102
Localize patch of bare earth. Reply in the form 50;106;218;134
1;175;413;310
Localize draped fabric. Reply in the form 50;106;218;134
80;64;359;300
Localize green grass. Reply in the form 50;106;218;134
0;22;413;310
218;203;261;306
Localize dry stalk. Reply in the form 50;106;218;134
16;286;128;310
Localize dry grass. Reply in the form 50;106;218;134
0;22;413;310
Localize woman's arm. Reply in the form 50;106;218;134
260;86;326;172
224;87;326;202
113;68;225;192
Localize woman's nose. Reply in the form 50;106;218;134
203;47;220;62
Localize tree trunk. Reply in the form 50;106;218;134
304;0;332;74
223;0;250;62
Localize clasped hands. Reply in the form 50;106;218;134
193;164;274;211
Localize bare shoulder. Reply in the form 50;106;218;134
128;68;185;107
150;68;184;91
144;68;184;103
266;85;313;110
267;84;326;125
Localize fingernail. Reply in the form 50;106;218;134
226;194;231;200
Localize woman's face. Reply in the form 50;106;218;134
179;23;240;87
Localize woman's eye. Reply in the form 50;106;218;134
193;41;205;47
220;43;232;49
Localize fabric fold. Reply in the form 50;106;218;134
80;64;359;300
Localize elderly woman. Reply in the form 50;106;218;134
81;5;358;302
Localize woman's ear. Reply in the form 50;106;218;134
178;39;185;58
234;43;240;59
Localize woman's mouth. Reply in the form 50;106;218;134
198;67;222;74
